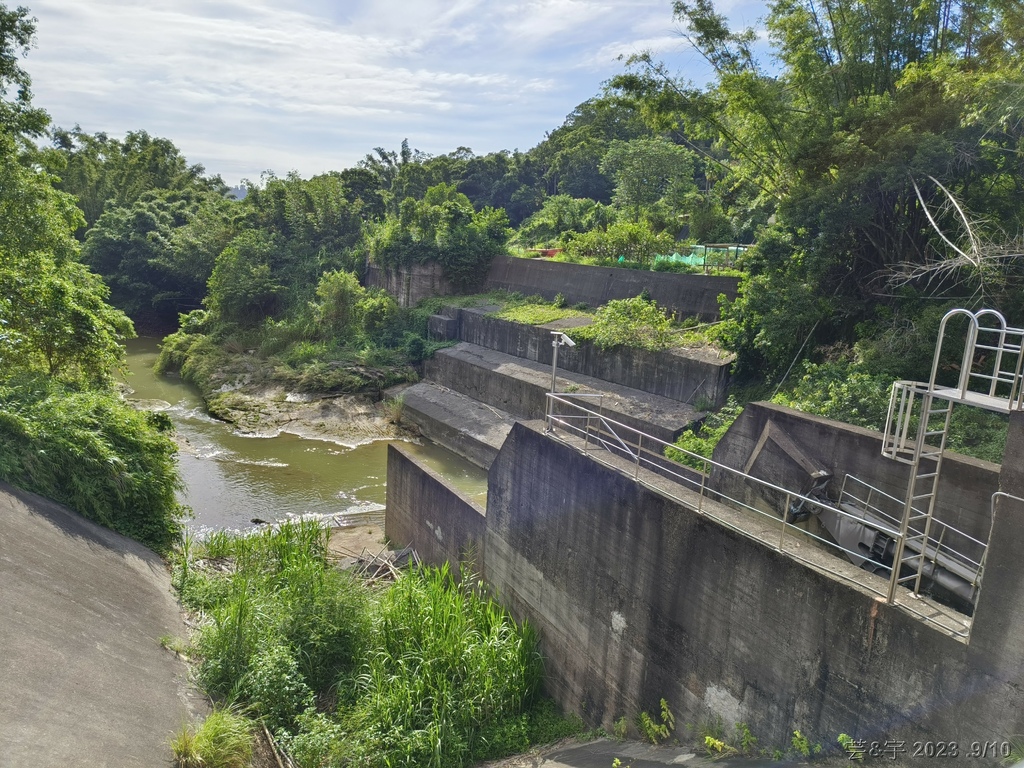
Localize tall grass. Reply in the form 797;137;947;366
173;522;580;768
338;563;546;767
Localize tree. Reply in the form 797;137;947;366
0;4;46;136
48;127;225;233
366;183;510;291
0;130;133;384
81;188;234;326
600;138;695;221
205;231;284;328
614;0;1024;374
515;194;616;246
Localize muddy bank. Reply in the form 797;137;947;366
203;383;416;444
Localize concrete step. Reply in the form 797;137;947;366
425;342;702;444
400;382;516;469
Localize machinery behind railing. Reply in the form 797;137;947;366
544;394;979;640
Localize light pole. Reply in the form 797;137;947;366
547;331;575;431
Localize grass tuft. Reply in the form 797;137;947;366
171;708;253;768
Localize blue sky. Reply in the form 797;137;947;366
25;0;770;185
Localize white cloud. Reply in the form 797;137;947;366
24;0;769;182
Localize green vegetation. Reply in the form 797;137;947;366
615;0;1024;377
171;708;253;768
0;7;184;550
0;378;182;551
636;699;675;744
172;521;582;768
838;733;865;761
666;397;744;470
365;182;511;291
572;296;675;351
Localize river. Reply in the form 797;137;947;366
121;338;487;532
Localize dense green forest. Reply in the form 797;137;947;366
1;0;1021;547
0;6;182;550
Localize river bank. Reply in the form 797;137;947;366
122;338;487;531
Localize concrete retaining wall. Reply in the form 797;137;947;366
366;262;455;307
449;308;732;408
385;443;486;571
485;255;739;321
424;347;688;444
387;417;1024;749
366;255;740;319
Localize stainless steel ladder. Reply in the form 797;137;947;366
881;308;1024;602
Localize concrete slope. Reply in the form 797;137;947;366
0;482;205;768
402;381;517;469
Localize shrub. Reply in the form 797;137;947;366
563;221;675;268
574;296;674;351
0;376;184;552
244;643;314;733
666;398;744;470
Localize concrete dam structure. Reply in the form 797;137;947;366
386;297;1024;750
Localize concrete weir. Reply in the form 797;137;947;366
387;413;1024;748
425;342;703;445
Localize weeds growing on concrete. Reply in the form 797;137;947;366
637;699;675;744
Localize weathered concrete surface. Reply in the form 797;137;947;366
426;342;702;444
485;255;739;321
970;410;1024;680
0;483;205;768
480;738;806;767
389;420;1024;751
401;381;515;469
386;443;487;572
366;261;456;307
485;423;1024;747
447;308;732;408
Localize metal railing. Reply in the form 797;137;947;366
546;393;977;640
930;308;1024;410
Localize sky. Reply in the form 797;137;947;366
24;0;770;186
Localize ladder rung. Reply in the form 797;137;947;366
912;493;934;501
915;472;938;480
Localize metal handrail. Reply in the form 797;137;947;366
929;308;1024;408
544;394;979;640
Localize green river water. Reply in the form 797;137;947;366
122;338;487;532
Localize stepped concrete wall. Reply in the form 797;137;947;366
485;255;739;321
387;413;1024;751
424;346;691;444
443;308;732;408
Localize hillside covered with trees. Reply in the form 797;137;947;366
2;0;1020;546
